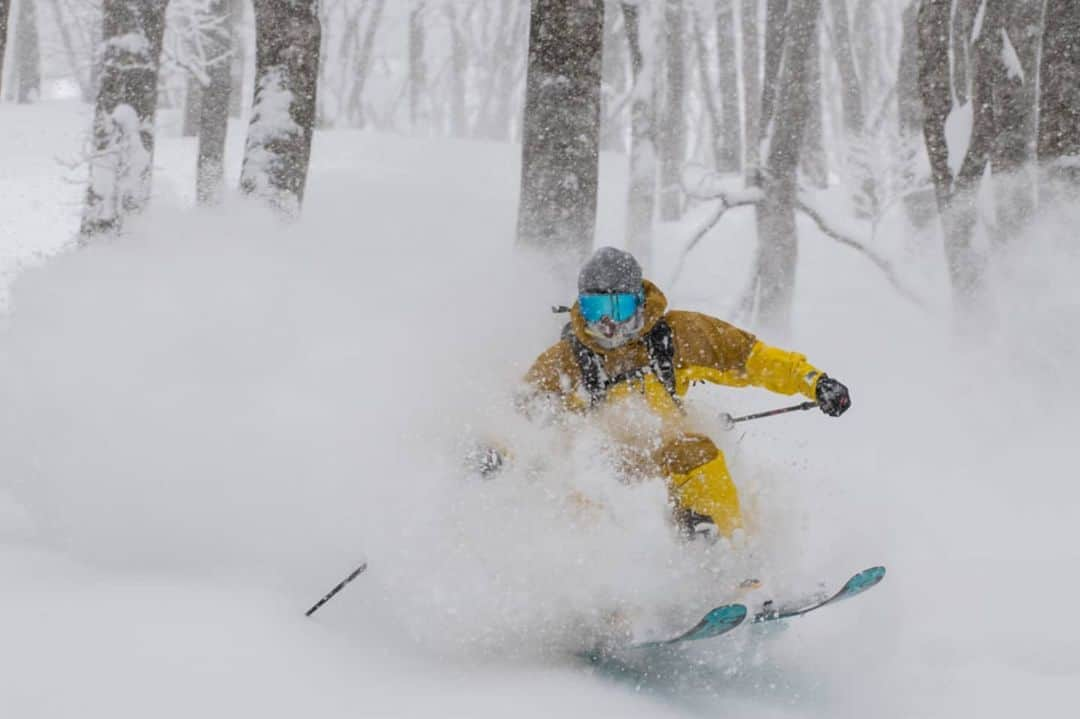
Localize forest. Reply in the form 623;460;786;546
0;3;1078;718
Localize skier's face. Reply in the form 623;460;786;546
583;307;645;350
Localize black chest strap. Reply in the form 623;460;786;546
562;318;680;408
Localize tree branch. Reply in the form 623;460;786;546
794;198;929;308
668;188;763;287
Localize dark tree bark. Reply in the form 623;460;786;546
0;1;10;98
759;0;789;139
622;1;657;267
239;0;321;215
988;0;1039;242
949;5;1001;275
715;0;742;173
825;0;863;135
1038;0;1080;188
753;0;820;334
80;0;169;240
741;0;761;175
408;1;427;130
658;0;686;220
516;0;604;271
197;0;233;206
12;0;41;103
917;0;954;220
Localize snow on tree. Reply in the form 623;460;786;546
515;0;604;272
80;0;169;241
239;0;322;216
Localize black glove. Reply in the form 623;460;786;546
815;375;851;417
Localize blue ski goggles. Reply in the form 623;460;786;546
578;291;644;323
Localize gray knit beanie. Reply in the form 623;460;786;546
577;247;643;294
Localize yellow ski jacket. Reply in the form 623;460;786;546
525;280;823;417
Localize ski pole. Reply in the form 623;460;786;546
304;560;368;617
719;401;818;430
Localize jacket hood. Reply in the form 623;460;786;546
569;279;668;354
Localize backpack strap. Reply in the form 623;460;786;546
561;318;680;409
562;322;607;406
644;318;679;404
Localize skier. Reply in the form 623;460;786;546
517;247;851;540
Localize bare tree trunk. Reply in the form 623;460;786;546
45;0;91;101
658;0;686;220
716;0;742;173
229;0;245;117
599;1;630;153
741;0;761;176
80;0;168;240
801;19;826;187
988;0;1039;243
516;0;603;273
408;1;426;131
826;0;863;135
239;0;321;215
759;0;788;139
1038;0;1080;189
897;0;928;227
182;77;202;137
918;0;954;222
753;0;820;334
0;1;10;98
896;1;920;137
690;6;723;168
12;0;40;103
622;1;657;269
919;0;997;315
346;0;385;129
488;2;528;142
447;3;467;138
949;6;1000;289
197;0;233;206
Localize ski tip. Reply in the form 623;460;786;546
842;566;886;597
703;603;748;626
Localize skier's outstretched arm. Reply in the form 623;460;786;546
671;312;851;416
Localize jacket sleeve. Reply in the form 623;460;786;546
670;312;822;399
518;340;588;415
742;341;822;398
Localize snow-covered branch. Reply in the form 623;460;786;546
794;199;929;308
668;180;764;287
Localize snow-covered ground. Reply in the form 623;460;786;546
1;101;1078;718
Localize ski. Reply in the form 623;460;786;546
629;603;748;649
751;565;886;624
